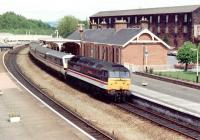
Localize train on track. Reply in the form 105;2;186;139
29;42;131;102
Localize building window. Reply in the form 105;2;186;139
150;16;152;23
116;48;119;63
175;15;178;23
128;17;130;23
165;26;169;33
175;26;178;33
109;18;111;24
157;26;160;33
158;15;160;23
135;16;137;23
183;26;188;33
184;14;187;22
166;15;169;23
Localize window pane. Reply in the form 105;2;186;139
120;72;130;78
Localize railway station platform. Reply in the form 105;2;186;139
131;74;200;118
0;51;90;140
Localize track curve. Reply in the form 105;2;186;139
4;46;114;140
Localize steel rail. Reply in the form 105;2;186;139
4;46;114;140
115;101;200;140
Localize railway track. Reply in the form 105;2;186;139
4;46;114;140
115;98;200;140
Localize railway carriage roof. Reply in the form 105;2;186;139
30;42;52;54
46;50;73;59
70;56;129;71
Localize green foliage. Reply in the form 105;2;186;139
58;16;79;38
155;71;199;83
80;18;89;29
0;12;54;35
176;41;196;71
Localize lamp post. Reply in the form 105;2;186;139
196;45;199;83
143;45;148;72
193;45;199;83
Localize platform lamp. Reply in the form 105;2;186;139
196;36;200;83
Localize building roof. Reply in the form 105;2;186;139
90;5;200;17
67;28;142;46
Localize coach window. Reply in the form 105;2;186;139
102;70;108;81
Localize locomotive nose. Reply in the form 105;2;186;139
108;78;131;90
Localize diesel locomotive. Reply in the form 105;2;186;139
29;42;131;102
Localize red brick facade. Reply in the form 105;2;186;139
65;30;170;71
90;6;200;49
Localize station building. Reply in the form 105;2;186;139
89;5;200;48
63;19;170;71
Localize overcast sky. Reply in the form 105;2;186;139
0;0;199;21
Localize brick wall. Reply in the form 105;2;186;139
90;12;193;48
121;33;168;66
192;7;200;24
121;43;167;65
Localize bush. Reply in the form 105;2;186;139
174;63;195;69
149;68;153;74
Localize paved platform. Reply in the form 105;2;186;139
131;73;200;118
0;51;90;140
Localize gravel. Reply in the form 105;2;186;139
16;47;189;140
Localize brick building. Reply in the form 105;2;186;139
89;5;200;48
66;20;170;71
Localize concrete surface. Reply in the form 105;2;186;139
0;51;90;140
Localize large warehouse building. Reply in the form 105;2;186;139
89;5;200;48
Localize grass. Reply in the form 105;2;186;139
154;71;200;83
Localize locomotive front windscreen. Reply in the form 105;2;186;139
109;71;130;78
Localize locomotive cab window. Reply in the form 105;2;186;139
109;71;130;78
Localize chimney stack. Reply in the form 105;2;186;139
115;19;127;31
140;17;149;29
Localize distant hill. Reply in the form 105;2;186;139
0;12;54;35
47;21;58;27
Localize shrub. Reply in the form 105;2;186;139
149;68;153;74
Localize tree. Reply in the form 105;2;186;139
0;12;53;34
176;41;196;71
58;16;79;38
81;18;89;29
